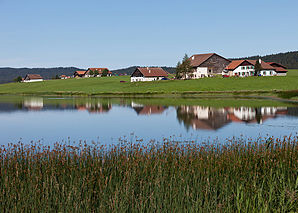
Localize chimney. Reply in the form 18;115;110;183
192;56;195;60
258;58;262;64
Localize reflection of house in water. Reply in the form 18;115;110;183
75;102;112;113
177;106;289;131
177;106;231;130
23;97;44;110
227;107;288;124
131;102;167;115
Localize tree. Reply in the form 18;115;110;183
175;61;182;79
94;70;99;76
13;76;22;82
89;70;94;76
102;69;108;77
55;75;60;79
254;60;262;76
175;54;193;79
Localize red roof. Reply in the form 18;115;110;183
137;67;168;77
75;71;87;75
225;60;276;71
225;60;251;70
25;74;43;80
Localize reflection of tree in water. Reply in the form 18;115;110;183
287;107;298;117
255;108;262;124
176;107;197;131
177;106;292;130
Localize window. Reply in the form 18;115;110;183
242;66;245;70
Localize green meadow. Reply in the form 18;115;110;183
0;69;297;98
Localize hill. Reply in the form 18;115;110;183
232;51;298;68
0;66;176;84
0;51;296;84
0;67;84;84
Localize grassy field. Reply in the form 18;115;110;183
0;70;297;98
1;136;298;211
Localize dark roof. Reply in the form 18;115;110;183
25;74;43;80
267;62;288;72
189;53;230;67
136;67;168;77
267;62;287;69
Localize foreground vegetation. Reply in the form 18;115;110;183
0;70;297;99
1;136;298;211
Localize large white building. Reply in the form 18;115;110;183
130;67;168;82
223;59;288;77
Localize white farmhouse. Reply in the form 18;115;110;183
189;53;231;79
223;59;277;77
130;67;168;82
23;74;43;82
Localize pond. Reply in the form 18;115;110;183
0;96;297;145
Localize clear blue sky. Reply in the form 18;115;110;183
0;0;297;69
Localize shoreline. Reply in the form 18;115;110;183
0;90;297;103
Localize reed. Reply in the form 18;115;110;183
1;136;298;212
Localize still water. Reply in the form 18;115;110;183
0;96;297;145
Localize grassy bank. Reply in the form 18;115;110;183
1;137;298;211
0;70;297;98
0;95;297;108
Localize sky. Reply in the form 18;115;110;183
0;0;297;69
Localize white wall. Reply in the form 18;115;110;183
232;65;254;77
191;67;209;79
23;79;43;83
131;76;162;82
260;70;276;76
276;72;287;76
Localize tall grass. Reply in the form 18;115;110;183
1;136;298;212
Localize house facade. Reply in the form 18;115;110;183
189;53;231;78
23;74;43;82
223;59;278;77
130;67;168;82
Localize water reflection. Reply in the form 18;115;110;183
131;102;168;115
23;97;44;110
177;106;230;130
4;97;113;114
0;97;297;132
177;106;289;131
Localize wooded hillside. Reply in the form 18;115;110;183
233;51;298;68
